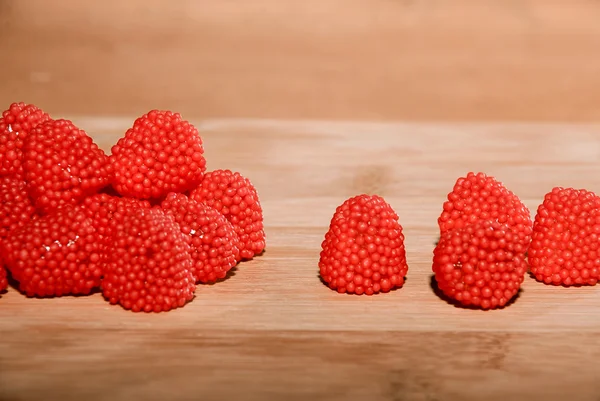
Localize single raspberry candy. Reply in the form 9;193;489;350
110;110;206;199
190;169;265;260
101;208;196;312
0;102;50;178
318;194;408;295
439;172;533;248
2;206;103;297
23;119;112;214
529;187;600;286
161;192;240;284
433;220;527;309
0;175;36;241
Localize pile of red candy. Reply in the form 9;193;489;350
319;172;600;309
0;102;265;312
2;101;595;312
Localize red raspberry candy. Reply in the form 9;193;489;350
529;187;600;286
0;257;7;292
190;169;265;260
319;194;408;295
0;102;50;178
161;193;240;284
23;119;111;214
439;172;533;248
0;175;36;241
110;110;206;199
2;206;103;297
79;193;151;249
101;208;196;313
432;220;527;309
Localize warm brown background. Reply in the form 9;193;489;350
1;0;600;121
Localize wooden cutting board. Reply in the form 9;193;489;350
2;119;600;401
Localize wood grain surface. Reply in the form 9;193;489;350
2;118;600;400
2;0;600;121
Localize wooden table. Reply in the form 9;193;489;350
2;118;600;400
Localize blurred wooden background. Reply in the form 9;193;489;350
1;0;599;121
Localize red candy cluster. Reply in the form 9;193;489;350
433;172;532;309
319;173;600;308
0;102;266;311
4;101;596;315
319;194;408;295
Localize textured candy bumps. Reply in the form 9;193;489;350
529;187;600;286
101;208;196;313
438;172;533;248
2;206;103;297
0;175;36;241
161;193;240;283
433;220;527;309
319;194;408;295
110;110;206;199
23;119;111;214
190;169;265;260
0;258;7;293
0;102;50;178
79;193;151;250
